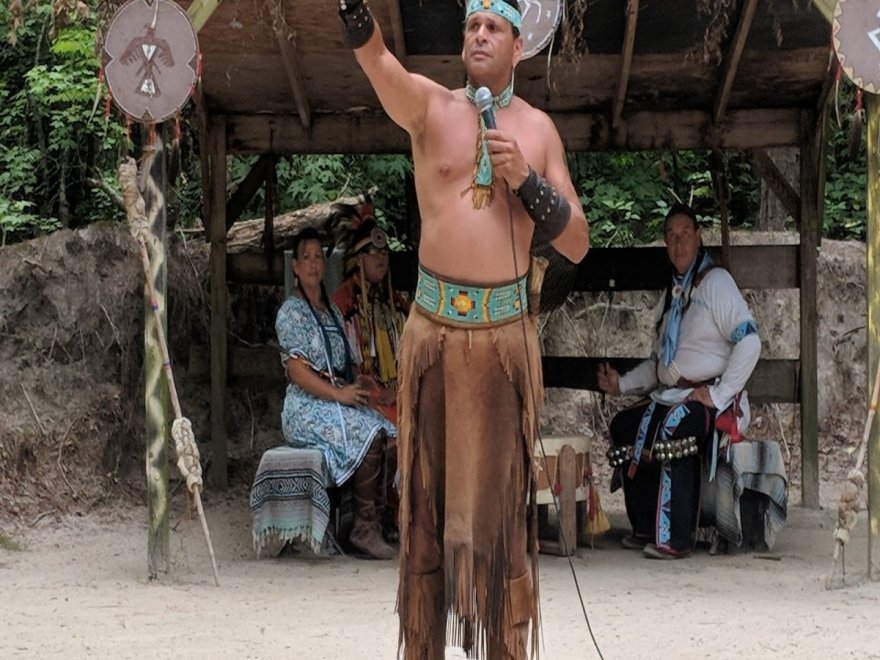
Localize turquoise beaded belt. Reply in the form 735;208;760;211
414;266;528;326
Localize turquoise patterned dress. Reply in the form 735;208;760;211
276;296;397;486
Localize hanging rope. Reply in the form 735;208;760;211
118;156;220;587
826;346;880;588
172;418;203;492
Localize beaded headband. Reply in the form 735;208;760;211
465;0;522;31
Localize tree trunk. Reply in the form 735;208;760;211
226;190;375;254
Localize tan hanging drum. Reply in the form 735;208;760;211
102;0;199;123
833;0;880;93
518;0;564;60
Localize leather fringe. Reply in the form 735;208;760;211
399;570;445;660
396;306;542;660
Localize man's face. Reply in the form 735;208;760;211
359;246;390;285
461;11;523;86
664;214;701;275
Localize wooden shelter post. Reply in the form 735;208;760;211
866;93;880;579
208;115;228;490
799;110;822;509
710;150;732;268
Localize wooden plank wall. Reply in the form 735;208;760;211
222;244;801;404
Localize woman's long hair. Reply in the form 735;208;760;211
292;228;354;383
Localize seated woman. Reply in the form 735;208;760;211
276;227;397;560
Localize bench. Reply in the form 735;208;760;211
699;438;788;553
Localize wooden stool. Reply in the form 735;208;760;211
250;446;334;557
534;434;594;556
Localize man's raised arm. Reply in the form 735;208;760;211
338;0;438;135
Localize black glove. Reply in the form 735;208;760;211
338;0;375;49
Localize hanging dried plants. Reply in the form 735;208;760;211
697;0;736;64
5;0;25;45
558;0;588;63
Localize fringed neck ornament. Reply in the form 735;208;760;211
464;76;514;209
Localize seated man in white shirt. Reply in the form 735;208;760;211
597;203;760;559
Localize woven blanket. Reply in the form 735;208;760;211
701;439;788;550
250;446;331;556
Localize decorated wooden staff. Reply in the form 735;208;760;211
827;0;880;588
142;135;171;580
120;157;220;587
102;0;218;585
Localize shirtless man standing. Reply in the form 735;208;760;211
336;1;589;658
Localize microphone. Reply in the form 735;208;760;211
474;86;496;130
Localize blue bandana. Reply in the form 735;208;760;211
466;0;522;30
660;250;713;366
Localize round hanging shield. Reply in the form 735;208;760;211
518;0;563;60
102;0;199;123
833;0;880;93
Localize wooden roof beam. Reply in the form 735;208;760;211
387;0;407;61
270;4;312;130
612;0;639;129
712;0;758;125
224;107;803;154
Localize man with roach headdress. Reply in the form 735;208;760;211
336;0;590;658
332;205;409;543
597;204;761;559
332;205;409;424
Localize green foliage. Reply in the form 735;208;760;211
0;198;59;246
568;151;759;247
569;152;665;246
823;84;868;240
0;3;128;239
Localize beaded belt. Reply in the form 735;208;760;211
414;266;528;326
606;436;699;467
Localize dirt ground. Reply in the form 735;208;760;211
1;492;879;660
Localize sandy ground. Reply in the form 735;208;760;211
2;488;880;660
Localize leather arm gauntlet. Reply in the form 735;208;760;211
515;168;572;244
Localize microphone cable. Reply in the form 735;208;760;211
503;182;605;660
